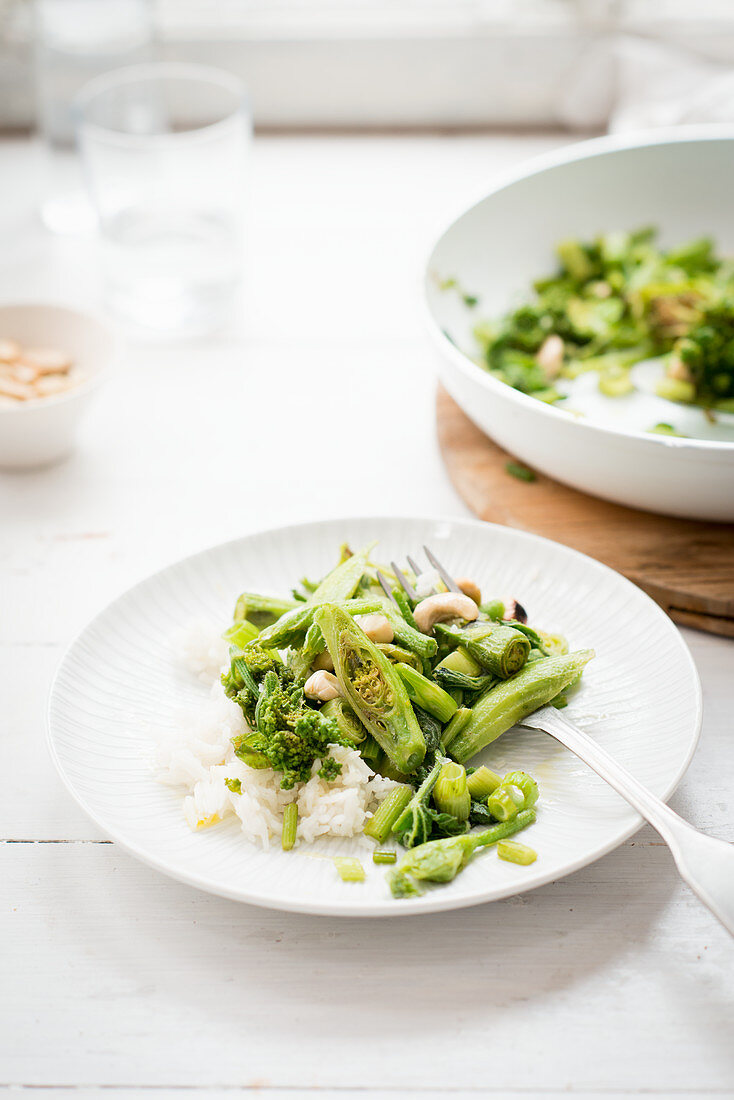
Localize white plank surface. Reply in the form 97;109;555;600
1;133;733;1095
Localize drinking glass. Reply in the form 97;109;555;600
76;63;250;335
34;0;155;233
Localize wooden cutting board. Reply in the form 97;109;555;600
436;385;734;638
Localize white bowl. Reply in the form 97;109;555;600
0;303;116;468
424;127;734;522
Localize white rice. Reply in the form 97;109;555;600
157;621;398;848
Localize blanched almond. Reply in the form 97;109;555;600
34;373;74;397
20;347;73;374
0;376;35;400
0;339;20;363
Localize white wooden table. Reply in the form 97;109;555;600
1;133;732;1099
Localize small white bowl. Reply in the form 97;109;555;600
424;127;734;522
0;303;116;469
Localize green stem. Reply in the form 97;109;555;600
281;803;298;851
364;784;413;843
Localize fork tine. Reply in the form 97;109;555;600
406;554;422;579
376;569;399;605
423;545;461;593
390;560;417;602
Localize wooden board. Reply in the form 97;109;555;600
436;385;734;638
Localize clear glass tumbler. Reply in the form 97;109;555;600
76;63;250;335
34;0;155;233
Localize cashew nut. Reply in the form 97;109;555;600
354;613;394;644
413;592;479;634
455;577;481;606
304;670;342;701
536;334;564;379
668;355;693;383
311;649;334;672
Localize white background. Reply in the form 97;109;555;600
1;131;733;1096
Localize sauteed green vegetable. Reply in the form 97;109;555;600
470;228;734;412
221;542;593;898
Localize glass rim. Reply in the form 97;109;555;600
74;61;250;146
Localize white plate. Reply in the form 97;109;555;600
47;516;702;917
424;127;734;521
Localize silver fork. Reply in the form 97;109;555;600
389;546;734;936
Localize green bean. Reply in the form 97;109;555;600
316;604;426;775
381;606;438;664
450;649;594;763
440;707;472;752
281;803;298;850
433;761;470;822
395;663;458;724
310;544;375;603
222;620;260;648
372;849;397;865
364;784;414;843
466;765;502;800
376;643;422;671
258;597;381;649
392;587;419;627
497;840;537;865
233;593;299;627
333;857;365;882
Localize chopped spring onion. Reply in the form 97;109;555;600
466;765;502;801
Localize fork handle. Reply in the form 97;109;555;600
521;707;734;936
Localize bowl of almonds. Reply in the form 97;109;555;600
0;303;116;468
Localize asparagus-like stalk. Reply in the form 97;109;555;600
257;597;382;649
388;809;536;897
233;592;299;627
310;544;375;604
395;663;458;724
450;650;594;763
433;761;470;821
364;785;413;842
359;734;382;766
222;620;260;648
436;621;531;679
315;604;426;775
440;707;472;752
466;765;502;800
281;803;298;850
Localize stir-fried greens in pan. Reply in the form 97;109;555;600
219;542;593;898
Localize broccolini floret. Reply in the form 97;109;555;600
231;668;351;789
